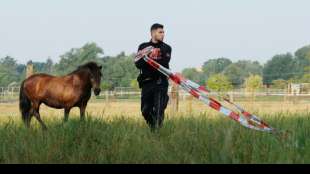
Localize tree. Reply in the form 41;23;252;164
45;58;54;74
271;79;288;89
0;56;21;86
294;45;310;78
244;74;263;101
33;62;47;73
31;59;54;74
245;74;263;92
263;53;295;84
207;74;233;95
182;68;206;85
54;42;104;75
100;53;139;88
300;74;310;83
234;60;263;75
295;45;310;60
16;64;26;75
295;45;310;66
100;82;113;90
130;79;139;90
48;42;139;88
222;63;245;86
202;58;232;77
222;60;263;87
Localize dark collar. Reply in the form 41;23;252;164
149;39;163;46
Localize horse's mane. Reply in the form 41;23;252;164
70;62;100;74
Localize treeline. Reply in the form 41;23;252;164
0;43;309;90
0;43;138;89
182;45;310;89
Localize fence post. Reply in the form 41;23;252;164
170;82;179;115
106;90;109;102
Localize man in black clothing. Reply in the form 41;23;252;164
134;23;172;131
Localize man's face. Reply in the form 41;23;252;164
151;28;165;42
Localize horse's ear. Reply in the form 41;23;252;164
99;65;102;69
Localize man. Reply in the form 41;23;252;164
134;23;172;131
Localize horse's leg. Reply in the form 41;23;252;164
33;103;47;130
34;111;47;130
25;107;34;128
64;108;71;122
80;103;87;121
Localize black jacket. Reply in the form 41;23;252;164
135;40;172;87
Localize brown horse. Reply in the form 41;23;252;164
19;62;102;130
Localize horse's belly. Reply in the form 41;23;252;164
43;88;81;108
42;98;65;109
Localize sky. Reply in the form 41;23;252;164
0;0;309;71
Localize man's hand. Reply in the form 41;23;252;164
135;46;154;62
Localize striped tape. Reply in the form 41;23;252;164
136;46;276;133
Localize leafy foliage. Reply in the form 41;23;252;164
244;74;263;93
100;53;138;89
207;74;233;93
0;43;309;89
202;58;232;77
0;56;24;86
271;79;288;89
182;68;206;85
262;53;295;84
54;42;104;75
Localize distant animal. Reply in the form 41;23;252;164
19;62;102;130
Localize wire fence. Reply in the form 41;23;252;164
0;87;20;103
1;86;309;103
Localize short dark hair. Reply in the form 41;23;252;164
150;23;164;31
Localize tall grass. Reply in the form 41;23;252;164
0;112;309;163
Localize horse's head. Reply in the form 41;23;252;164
80;62;103;96
90;63;102;96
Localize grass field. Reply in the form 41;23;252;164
0;99;309;163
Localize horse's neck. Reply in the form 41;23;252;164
68;69;92;87
70;68;90;78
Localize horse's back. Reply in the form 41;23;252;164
22;73;88;109
24;73;56;89
25;73;55;82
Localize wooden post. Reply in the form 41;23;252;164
26;60;34;78
106;90;109;102
170;82;179;115
284;83;288;103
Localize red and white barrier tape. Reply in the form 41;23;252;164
135;46;279;133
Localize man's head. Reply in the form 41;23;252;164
150;23;165;43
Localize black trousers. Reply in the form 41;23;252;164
140;81;169;130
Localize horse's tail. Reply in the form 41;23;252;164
19;80;31;126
